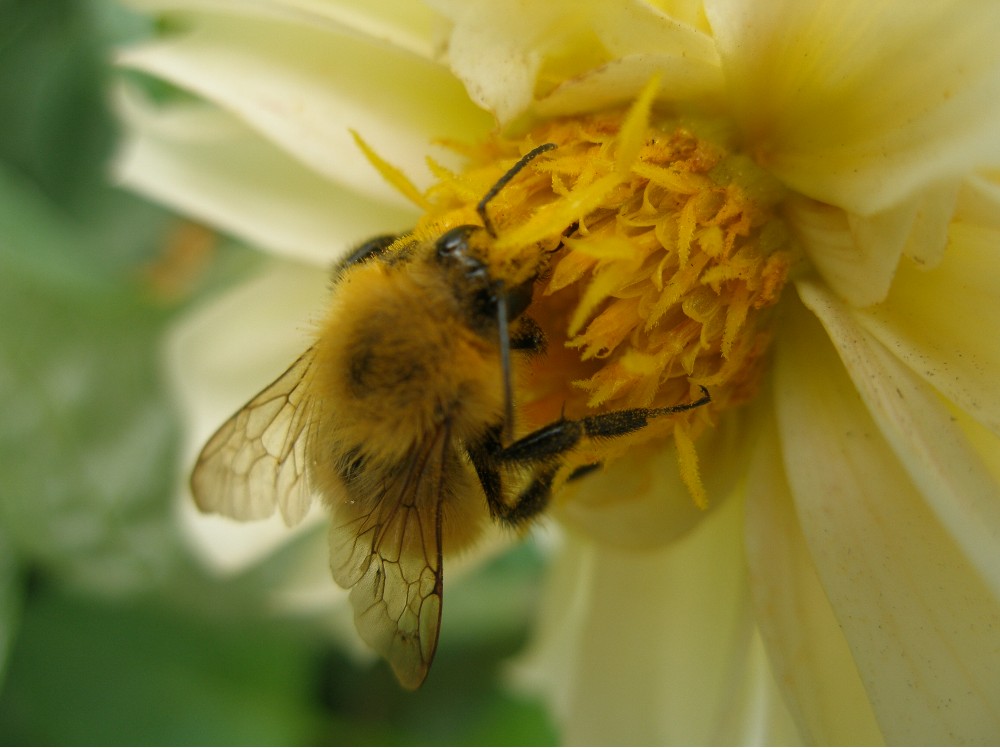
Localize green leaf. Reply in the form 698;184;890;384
0;584;322;745
0;532;21;686
445;540;547;644
0;0;152;214
0;160;182;593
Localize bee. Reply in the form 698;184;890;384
190;143;710;689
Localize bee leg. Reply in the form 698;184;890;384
470;387;710;527
500;386;711;465
468;430;558;528
467;424;547;527
494;464;560;528
468;426;502;505
465;420;583;528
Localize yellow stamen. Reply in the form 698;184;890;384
616;74;661;178
673;420;707;510
351;130;429;210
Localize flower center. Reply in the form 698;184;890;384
385;105;795;507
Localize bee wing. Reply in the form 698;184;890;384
329;426;450;690
190;347;317;526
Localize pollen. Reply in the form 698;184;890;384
409;103;797;508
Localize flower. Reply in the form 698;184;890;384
116;0;1000;743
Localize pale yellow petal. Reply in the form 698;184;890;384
706;0;1000;214
798;277;1000;601
118;10;490;199
513;497;800;745
644;0;711;32
123;0;442;61
784;196;901;308
166;259;328;573
851;221;1000;436
432;0;719;124
534;52;723;120
113;86;418;265
745;397;885;744
893;181;961;268
786;180;958;307
954;405;1000;520
774;300;1000;744
956;171;1000;232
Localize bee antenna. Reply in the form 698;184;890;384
495;283;516;444
477;142;557;237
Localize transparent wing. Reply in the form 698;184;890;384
190;347;317;526
329;426;450;690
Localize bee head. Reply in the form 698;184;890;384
433;143;558;330
434;225;536;328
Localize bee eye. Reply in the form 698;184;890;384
435;225;477;261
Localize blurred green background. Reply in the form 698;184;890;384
0;1;556;743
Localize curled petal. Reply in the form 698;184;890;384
785;181;958;307
535;53;723;120
775;297;1000;744
431;0;720;123
892;181;960;268
851;220;1000;437
784;197;900;308
707;0;1000;214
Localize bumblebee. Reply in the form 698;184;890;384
190;144;710;689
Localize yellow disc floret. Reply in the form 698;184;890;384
365;95;797;509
